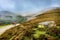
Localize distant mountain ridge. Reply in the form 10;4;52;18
0;11;16;16
0;11;26;25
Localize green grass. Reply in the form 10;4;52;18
0;24;11;28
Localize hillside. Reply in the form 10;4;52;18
0;7;60;40
0;11;26;25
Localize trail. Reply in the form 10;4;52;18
0;24;19;35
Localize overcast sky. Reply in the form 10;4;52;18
0;0;60;15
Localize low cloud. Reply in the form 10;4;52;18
50;4;60;7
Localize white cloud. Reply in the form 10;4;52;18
50;4;60;7
0;0;15;11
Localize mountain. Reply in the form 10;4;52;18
0;11;26;25
0;11;16;16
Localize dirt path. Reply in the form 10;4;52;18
0;24;19;35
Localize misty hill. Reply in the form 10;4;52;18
0;11;26;25
0;11;16;15
0;11;17;20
